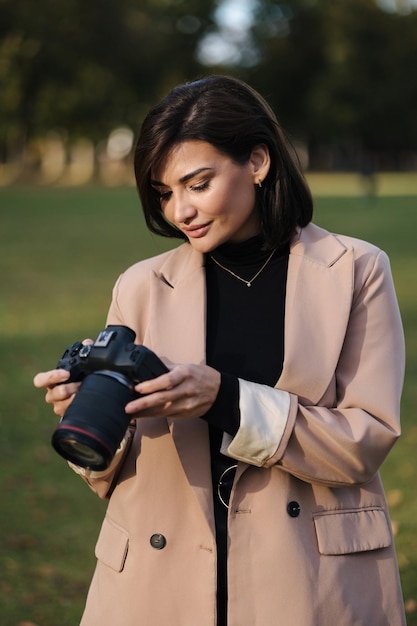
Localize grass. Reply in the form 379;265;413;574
0;183;416;625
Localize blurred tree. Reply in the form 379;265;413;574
244;0;326;137
0;0;215;144
242;0;417;167
308;0;417;160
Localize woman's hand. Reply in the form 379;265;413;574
33;368;82;417
33;339;93;417
125;362;221;420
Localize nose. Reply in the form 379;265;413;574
171;192;197;225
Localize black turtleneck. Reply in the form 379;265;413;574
204;235;289;430
202;235;289;626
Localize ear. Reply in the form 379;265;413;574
249;144;271;185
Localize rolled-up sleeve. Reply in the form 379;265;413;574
220;379;296;467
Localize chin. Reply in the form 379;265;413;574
187;240;217;254
185;232;221;253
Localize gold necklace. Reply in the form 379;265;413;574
209;249;275;287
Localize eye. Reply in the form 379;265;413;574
190;181;210;193
156;190;172;202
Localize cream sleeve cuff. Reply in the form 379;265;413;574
68;432;130;479
220;379;291;467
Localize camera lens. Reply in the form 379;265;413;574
51;371;136;471
54;437;106;469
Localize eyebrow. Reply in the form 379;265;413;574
151;167;213;187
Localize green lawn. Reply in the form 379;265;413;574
1;184;416;625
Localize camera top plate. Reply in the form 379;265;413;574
95;329;117;348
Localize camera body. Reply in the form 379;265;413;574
51;325;168;471
56;325;167;387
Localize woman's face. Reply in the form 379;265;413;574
151;140;270;253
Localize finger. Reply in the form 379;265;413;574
50;394;76;417
125;387;177;415
135;371;177;395
33;369;70;389
45;381;80;403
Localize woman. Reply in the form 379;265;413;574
34;75;406;625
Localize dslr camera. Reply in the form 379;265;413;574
51;325;168;471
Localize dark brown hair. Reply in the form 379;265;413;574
134;75;313;249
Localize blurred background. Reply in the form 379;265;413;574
1;0;417;185
1;1;417;625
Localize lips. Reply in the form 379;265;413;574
183;222;211;238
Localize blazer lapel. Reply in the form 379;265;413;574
278;224;354;404
145;245;215;531
146;244;206;364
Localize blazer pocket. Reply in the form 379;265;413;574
95;516;129;572
313;507;392;556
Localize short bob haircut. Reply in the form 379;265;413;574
134;75;313;250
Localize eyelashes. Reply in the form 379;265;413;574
158;190;172;202
190;181;210;193
154;180;211;203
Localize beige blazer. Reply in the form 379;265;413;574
77;223;406;626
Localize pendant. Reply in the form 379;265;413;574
247;282;251;287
